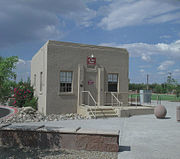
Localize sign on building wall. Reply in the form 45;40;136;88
87;55;96;65
87;54;96;68
88;80;94;85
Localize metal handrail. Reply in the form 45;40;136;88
81;91;97;118
105;92;124;106
111;92;122;106
82;91;97;106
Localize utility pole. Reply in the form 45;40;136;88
146;74;149;90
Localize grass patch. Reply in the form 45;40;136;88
151;94;180;101
129;93;180;102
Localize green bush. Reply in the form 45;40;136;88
24;97;38;110
12;79;38;109
13;84;33;107
8;98;16;106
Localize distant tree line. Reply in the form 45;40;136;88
129;73;180;97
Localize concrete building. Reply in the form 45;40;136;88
31;40;129;117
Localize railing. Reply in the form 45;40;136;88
156;95;161;104
128;91;140;106
81;91;97;118
111;92;122;106
105;92;125;107
128;91;161;106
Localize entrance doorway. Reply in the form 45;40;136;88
84;70;98;106
78;65;104;107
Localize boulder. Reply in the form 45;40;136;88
154;105;167;119
22;107;35;114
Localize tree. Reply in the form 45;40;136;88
129;83;146;91
0;56;18;103
166;72;177;93
175;85;180;98
154;84;163;93
167;72;176;84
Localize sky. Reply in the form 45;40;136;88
0;0;180;83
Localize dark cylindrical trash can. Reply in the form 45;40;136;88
176;106;180;122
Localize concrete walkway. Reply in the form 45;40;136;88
14;101;180;159
117;101;180;159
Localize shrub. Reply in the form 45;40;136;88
13;83;34;107
8;98;16;106
24;97;38;110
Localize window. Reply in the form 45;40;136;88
40;72;43;92
60;71;73;92
34;74;36;87
108;73;118;92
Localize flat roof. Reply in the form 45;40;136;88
47;40;128;53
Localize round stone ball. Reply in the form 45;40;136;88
154;105;167;119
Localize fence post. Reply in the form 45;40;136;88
88;92;89;106
136;90;138;106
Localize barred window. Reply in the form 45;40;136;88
108;73;118;92
40;72;43;92
60;71;73;92
34;74;36;87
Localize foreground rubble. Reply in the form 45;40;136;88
0;107;87;124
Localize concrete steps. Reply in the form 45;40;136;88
87;107;118;118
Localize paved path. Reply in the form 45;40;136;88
14;101;180;159
117;101;180;159
0;108;10;118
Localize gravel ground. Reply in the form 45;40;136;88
0;146;118;159
0;107;88;124
0;107;117;159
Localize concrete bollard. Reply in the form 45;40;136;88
176;106;180;122
154;105;167;119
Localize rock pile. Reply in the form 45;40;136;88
0;107;87;124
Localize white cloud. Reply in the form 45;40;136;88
140;69;144;73
157;40;180;54
17;59;26;65
158;60;175;71
15;59;31;81
141;54;151;62
174;69;180;73
148;12;180;24
173;69;180;80
139;65;151;69
100;40;180;60
157;72;166;75
100;40;180;83
98;0;180;30
160;35;171;39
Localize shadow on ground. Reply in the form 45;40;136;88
119;146;131;152
156;116;171;119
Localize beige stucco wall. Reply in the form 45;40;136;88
45;40;129;115
31;42;48;115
